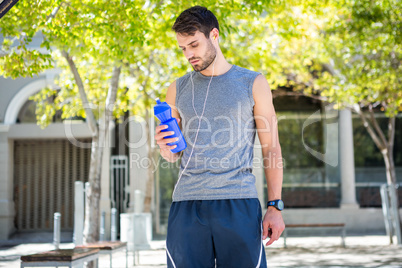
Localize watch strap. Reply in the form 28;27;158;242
266;199;284;211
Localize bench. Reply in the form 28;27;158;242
76;241;128;268
283;223;346;248
20;248;99;268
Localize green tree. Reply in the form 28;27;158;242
7;0;400;245
316;0;402;243
316;0;402;188
220;1;402;240
229;0;401;190
0;0;147;244
0;0;274;240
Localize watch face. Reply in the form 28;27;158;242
277;200;284;210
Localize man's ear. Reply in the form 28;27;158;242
210;28;219;41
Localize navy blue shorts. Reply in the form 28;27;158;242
166;198;267;268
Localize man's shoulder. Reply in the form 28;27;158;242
178;71;194;80
176;71;194;86
175;71;195;95
232;65;260;77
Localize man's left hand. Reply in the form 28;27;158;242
262;207;285;246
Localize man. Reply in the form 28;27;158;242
154;6;285;268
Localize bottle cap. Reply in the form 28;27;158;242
154;98;171;122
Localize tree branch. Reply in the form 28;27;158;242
368;103;388;147
97;64;121;152
61;50;98;136
388;116;396;150
149;0;164;16
141;53;155;99
129;52;156;100
46;2;64;23
353;106;386;152
105;65;121;129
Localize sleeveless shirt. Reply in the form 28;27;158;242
174;65;260;202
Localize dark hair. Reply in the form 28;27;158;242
172;6;219;39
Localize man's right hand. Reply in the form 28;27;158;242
154;118;181;162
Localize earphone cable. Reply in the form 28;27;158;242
172;53;217;199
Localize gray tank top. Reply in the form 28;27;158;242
174;65;260;202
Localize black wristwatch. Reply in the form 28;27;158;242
267;199;284;211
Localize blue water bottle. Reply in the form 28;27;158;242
154;98;187;153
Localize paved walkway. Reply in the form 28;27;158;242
1;235;401;267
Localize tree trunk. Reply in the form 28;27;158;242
357;109;401;243
383;149;397;186
82;65;120;268
356;108;398;185
83;65;121;245
61;51;98;135
380;117;399;211
63;51;122;267
83;134;102;243
382;119;401;242
82;134;102;268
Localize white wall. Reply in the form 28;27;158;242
128;116;149;212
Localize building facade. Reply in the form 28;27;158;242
0;72;114;241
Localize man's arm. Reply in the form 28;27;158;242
155;80;182;163
252;74;285;246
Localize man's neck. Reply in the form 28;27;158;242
200;51;232;77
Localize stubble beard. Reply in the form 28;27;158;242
190;40;217;72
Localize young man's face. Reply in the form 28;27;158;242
177;30;216;72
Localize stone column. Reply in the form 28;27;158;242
339;109;359;208
128;115;148;212
0;125;15;240
322;104;339;185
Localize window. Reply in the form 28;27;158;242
266;95;341;208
